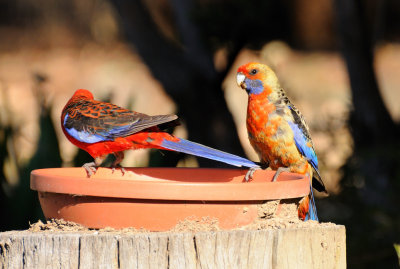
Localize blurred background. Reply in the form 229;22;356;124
0;0;399;267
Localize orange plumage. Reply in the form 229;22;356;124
237;63;327;221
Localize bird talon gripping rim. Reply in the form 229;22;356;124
61;89;257;178
82;162;97;177
244;166;261;182
236;63;328;221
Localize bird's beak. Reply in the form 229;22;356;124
236;72;246;89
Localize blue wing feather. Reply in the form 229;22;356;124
100;123;138;139
63;112;177;144
63;113;142;143
287;106;321;221
287;106;323;221
63;113;108;143
287;104;319;171
287;121;318;170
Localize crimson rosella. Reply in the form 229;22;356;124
236;63;327;221
61;89;257;176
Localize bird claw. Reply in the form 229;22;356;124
120;167;126;175
271;167;290;182
111;164;126;176
111;152;125;175
83;162;97;178
245;166;261;182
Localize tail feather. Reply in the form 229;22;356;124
159;137;257;168
306;183;319;221
299;182;319;221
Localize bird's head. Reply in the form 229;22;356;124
236;62;280;96
72;89;94;100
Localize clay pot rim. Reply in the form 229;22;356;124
31;167;310;201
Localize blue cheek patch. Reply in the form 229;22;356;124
245;78;264;95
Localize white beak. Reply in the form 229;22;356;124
236;73;246;88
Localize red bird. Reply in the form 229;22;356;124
61;89;257;176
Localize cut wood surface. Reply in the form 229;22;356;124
0;225;346;269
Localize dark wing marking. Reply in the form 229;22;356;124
63;99;178;141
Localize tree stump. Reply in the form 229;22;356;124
0;225;346;269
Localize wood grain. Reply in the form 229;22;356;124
0;226;346;269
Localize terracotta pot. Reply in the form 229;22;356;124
30;167;309;231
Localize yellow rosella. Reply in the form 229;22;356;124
236;63;327;220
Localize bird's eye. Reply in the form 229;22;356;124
250;69;258;75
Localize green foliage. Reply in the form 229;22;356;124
395;244;400;266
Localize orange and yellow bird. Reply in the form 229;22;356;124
236;62;327;221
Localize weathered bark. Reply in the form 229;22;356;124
0;226;346;268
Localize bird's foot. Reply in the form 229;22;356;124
111;164;126;176
245;166;261;182
272;167;290;182
83;162;97;177
245;162;269;182
111;152;125;175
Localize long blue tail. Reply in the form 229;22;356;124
305;182;319;221
160;137;257;168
